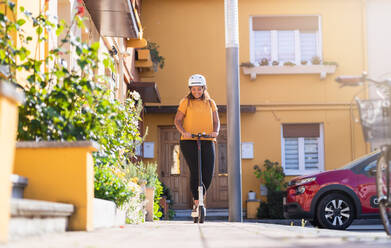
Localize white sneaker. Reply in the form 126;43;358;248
191;205;198;218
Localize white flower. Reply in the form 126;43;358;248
128;91;140;101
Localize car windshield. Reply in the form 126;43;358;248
339;151;380;170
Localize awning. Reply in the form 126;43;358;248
144;105;256;114
128;82;161;103
83;0;141;38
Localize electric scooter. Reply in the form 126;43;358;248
191;133;212;224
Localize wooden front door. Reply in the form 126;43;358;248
206;126;228;208
158;126;228;209
159;126;191;209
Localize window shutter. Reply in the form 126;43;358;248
300;32;317;62
254;31;271;62
278;31;295;62
282;124;323;174
284;138;299;170
253;16;319;31
304;138;320;169
283;123;320;138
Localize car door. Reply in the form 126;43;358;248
355;159;379;214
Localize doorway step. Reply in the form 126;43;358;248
173;208;229;221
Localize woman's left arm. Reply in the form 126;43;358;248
211;111;220;138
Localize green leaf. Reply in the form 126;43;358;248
103;58;109;68
17;19;26;26
0;50;5;60
91;42;100;51
36;26;43;36
56;23;64;36
76;46;82;56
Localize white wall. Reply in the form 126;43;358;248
366;0;391;98
366;0;391;149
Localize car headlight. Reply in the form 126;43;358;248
296;185;306;194
295;177;316;186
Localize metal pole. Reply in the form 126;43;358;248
224;0;242;222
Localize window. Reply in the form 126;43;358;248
250;16;321;65
170;144;181;175
363;160;377;175
281;123;324;175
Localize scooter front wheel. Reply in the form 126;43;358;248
199;206;205;223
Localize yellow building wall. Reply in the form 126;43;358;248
141;0;366;105
14;0;44;87
141;0;368;207
0;2;17;44
0;93;20;243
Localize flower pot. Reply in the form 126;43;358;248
145;186;154;221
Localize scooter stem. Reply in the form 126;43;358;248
197;135;204;207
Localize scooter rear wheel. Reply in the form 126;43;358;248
199;206;205;223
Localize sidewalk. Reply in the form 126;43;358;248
2;221;390;248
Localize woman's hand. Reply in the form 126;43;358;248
210;132;219;138
182;132;192;139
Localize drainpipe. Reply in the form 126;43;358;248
224;0;242;222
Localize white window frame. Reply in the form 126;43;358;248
249;16;322;66
281;123;324;176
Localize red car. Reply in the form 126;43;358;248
284;151;381;230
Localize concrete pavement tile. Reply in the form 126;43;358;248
1;221;391;248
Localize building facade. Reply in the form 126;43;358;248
13;0;160;105
0;0;159;241
140;0;369;210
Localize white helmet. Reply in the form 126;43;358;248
188;74;206;87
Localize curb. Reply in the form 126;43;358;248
245;218;383;226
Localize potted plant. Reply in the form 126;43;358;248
311;56;321;65
259;58;269;66
323;61;339;67
240;62;255;68
133;161;163;221
253;160;287;219
283;61;296;66
272;60;279;66
147;41;165;72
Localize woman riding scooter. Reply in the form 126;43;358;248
174;74;220;222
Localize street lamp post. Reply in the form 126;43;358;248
224;0;242;222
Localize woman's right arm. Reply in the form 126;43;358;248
175;111;191;138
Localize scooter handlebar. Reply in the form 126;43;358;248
191;133;213;138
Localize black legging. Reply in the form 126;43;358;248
180;140;215;201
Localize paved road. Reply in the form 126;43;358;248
347;224;385;232
1;221;390;248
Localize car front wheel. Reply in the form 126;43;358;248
316;193;355;230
